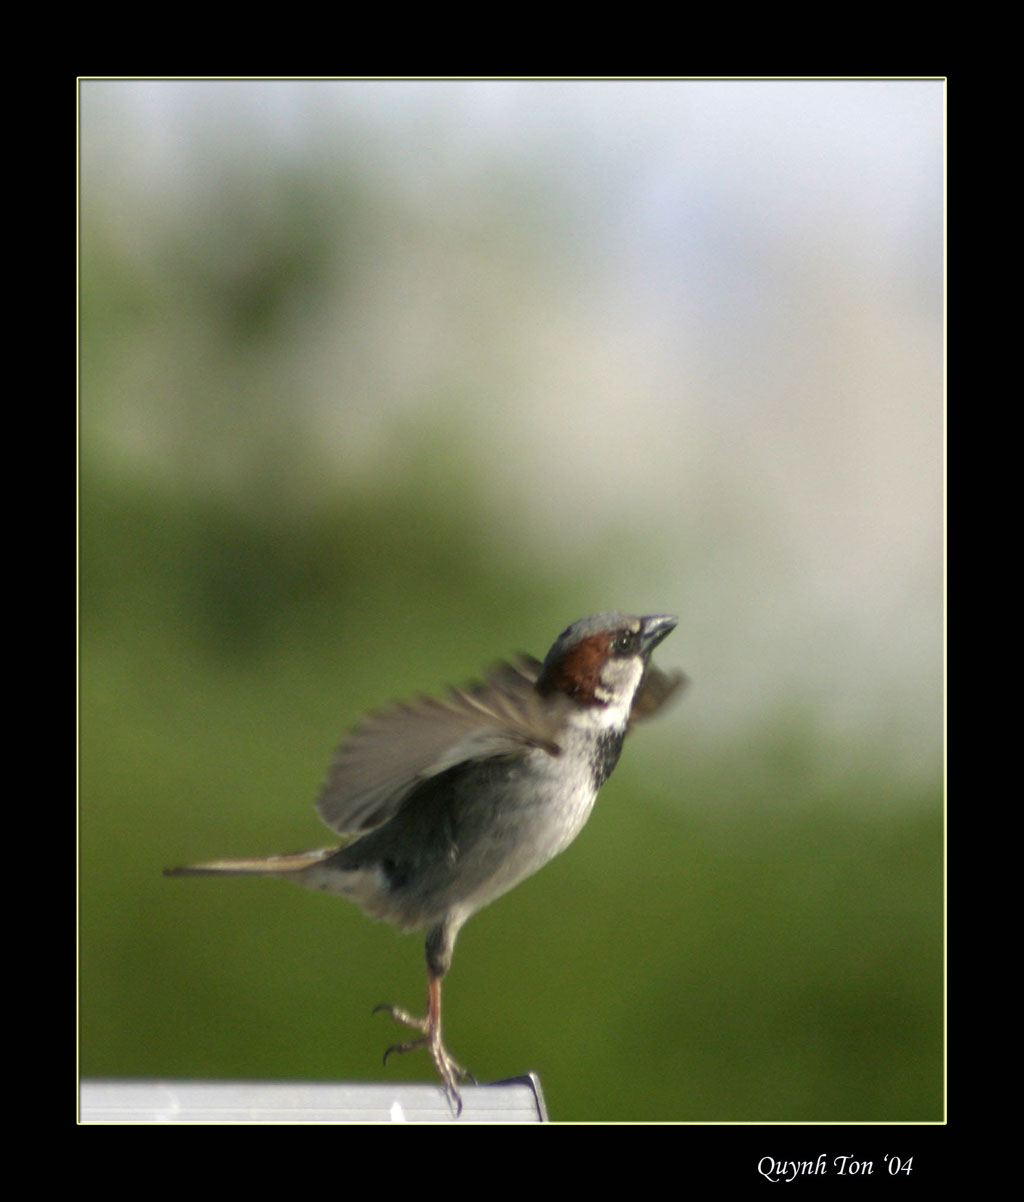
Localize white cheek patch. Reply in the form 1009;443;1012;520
594;657;645;710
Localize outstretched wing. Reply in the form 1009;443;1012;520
630;664;688;723
315;659;568;836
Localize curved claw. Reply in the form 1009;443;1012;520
381;1036;427;1067
373;1002;473;1113
373;1002;426;1029
435;1056;473;1118
372;982;472;1116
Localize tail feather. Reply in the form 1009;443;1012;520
164;848;337;877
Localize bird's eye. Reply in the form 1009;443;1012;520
613;631;637;655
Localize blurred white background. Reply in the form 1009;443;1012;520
81;77;943;789
79;78;945;1123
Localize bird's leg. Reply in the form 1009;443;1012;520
374;921;473;1114
375;975;474;1111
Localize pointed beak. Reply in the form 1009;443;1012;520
639;614;678;655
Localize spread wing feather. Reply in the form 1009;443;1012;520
315;658;567;836
629;665;688;723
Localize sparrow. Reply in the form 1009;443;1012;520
166;611;683;1114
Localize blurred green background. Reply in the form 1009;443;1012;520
79;80;944;1122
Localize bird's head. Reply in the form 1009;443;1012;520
536;612;678;725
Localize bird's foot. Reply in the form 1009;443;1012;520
373;1003;475;1115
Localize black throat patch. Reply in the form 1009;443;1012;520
591;728;626;789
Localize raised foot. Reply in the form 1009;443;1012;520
373;1003;475;1115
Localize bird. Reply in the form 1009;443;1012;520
166;611;684;1113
